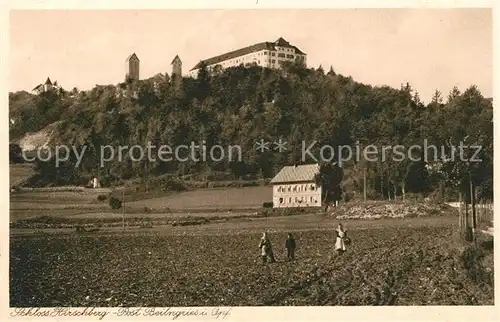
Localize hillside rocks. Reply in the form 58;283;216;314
17;121;62;151
333;201;456;220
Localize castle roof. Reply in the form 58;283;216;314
190;37;306;71
45;77;52;85
270;163;319;184
171;55;182;65
126;53;139;61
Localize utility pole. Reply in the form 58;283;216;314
122;190;125;233
458;191;463;232
363;167;367;202
469;171;476;240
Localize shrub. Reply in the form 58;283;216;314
109;197;122;209
262;202;274;208
97;194;107;201
460;245;493;286
163;178;188;192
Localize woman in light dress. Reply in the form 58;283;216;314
335;223;348;254
259;232;276;264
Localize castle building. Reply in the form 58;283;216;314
171;55;182;78
32;77;59;94
125;53;140;81
189;37;306;78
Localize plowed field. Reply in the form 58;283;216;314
10;217;494;306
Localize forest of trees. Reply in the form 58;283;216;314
9;61;493;202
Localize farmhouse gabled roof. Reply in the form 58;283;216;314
270;163;319;184
190;37;306;71
126;53;139;61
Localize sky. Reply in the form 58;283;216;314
9;9;492;103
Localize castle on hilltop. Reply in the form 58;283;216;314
125;53;182;83
189;37;306;78
32;77;61;95
32;38;304;92
123;37;305;82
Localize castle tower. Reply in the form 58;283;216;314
125;53;140;82
43;77;53;92
171;55;182;79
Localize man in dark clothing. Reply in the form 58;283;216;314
285;233;296;261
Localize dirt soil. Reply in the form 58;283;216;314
10;216;493;307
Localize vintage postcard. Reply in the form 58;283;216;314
3;1;498;321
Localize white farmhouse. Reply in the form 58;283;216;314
270;163;322;208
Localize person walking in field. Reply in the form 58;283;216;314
335;223;348;254
259;232;276;264
285;233;296;261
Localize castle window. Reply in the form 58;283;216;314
278;53;285;58
271;52;276;57
272;59;276;63
279;198;283;204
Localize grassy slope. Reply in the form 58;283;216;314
9;164;36;187
126;186;272;210
9;185;272;221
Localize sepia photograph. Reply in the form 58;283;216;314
6;4;495;315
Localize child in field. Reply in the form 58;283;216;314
259;232;276;264
335;223;348;254
285;233;296;261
